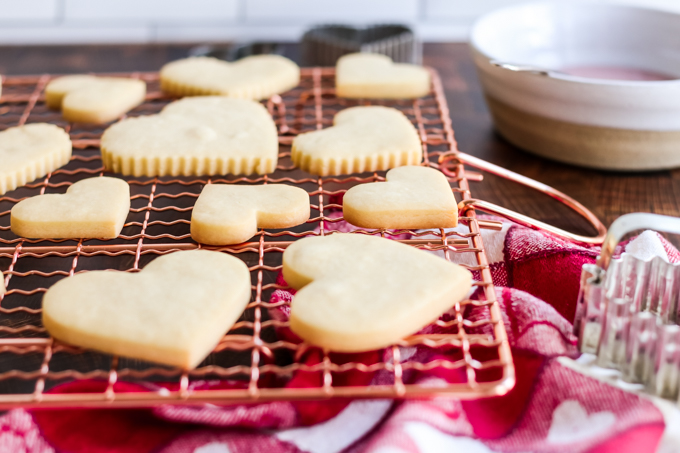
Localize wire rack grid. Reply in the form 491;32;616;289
0;67;514;409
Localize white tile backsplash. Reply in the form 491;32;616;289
0;0;674;44
154;24;307;42
0;0;58;21
0;26;152;44
245;0;419;22
424;0;524;19
63;0;239;22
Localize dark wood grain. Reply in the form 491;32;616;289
2;42;678;237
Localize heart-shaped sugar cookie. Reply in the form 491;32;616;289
343;166;457;229
45;75;146;124
291;106;422;176
11;176;130;239
101;96;278;176
43;250;251;369
160;55;300;100
336;53;430;99
0;123;72;196
191;184;310;245
283;233;472;352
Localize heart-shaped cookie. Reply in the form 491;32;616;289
283;233;472;352
43;250;251;369
45;75;146;124
291;106;422;176
160;55;300;100
336;53;430;99
11;176;130;239
101;96;278;176
343;166;457;229
191;184;310;245
0;123;72;196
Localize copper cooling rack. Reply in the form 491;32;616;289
0;67;516;409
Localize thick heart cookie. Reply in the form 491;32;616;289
343;166;457;229
101;96;278;176
43;250;251;369
291;106;422;176
45;75;146;124
336;53;430;99
283;234;472;352
11;177;130;239
160;55;300;100
191;184;310;245
0;123;72;196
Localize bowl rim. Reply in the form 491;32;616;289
469;0;680;87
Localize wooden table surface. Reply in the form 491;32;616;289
2;42;678;238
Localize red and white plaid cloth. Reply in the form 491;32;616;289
4;218;677;453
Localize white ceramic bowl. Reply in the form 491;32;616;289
470;1;680;171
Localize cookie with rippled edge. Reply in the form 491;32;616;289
11;177;130;239
160;55;300;100
45;75;146;124
283;233;472;352
291;105;422;176
343;166;457;229
191;184;310;245
336;53;430;99
0;123;72;196
43;250;252;369
101;96;278;177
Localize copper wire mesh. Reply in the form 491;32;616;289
0;67;514;408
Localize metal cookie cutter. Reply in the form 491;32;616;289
574;213;680;400
301;24;420;66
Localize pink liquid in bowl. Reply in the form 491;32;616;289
561;65;677;81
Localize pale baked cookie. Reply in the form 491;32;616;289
11;177;130;239
0;124;72;196
291;106;421;176
43;250;251;369
336;53;430;99
160;55;300;100
101;96;278;176
343;166;457;229
45;75;146;124
283;233;472;352
191;184;310;245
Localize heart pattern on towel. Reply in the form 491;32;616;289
547;400;616;444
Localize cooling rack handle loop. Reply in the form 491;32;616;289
458;199;606;245
598;213;680;271
441;151;607;246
